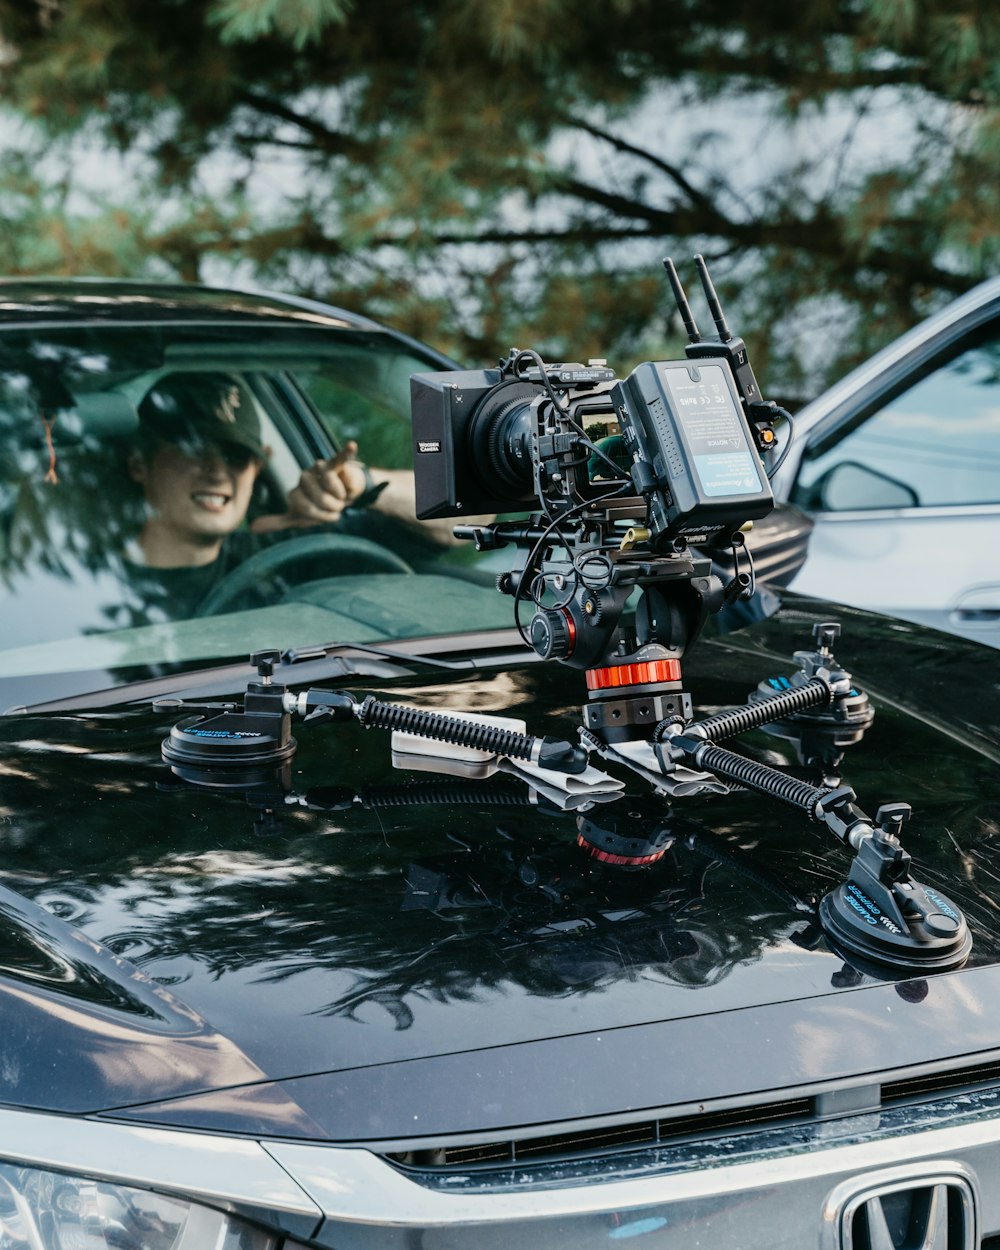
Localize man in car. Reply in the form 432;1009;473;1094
121;371;442;621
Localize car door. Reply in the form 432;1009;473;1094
784;318;1000;647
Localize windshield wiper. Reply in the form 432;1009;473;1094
3;630;533;716
280;643;484;672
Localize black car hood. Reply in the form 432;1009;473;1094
2;597;1000;1144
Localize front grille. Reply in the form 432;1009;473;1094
391;1095;811;1169
389;1051;1000;1175
883;1057;1000;1105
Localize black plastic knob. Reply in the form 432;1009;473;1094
530;609;573;660
875;802;912;839
582;593;603;625
813;622;841;651
250;649;282;678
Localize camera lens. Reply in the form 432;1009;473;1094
469;380;542;499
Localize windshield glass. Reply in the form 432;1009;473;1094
0;320;511;706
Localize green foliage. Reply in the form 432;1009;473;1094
0;0;997;397
208;0;350;48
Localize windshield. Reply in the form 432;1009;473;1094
0;320;512;708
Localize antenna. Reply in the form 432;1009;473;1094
662;257;701;344
694;254;732;343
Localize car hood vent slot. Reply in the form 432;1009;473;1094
882;1057;1000;1105
390;1096;812;1171
389;1054;1000;1174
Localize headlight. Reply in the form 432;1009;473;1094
0;1162;276;1250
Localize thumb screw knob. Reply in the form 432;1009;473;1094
813;622;841;653
875;802;912;840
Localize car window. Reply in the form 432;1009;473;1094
0;322;508;697
292;334;446;469
793;335;1000;510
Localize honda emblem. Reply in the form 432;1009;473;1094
822;1162;978;1250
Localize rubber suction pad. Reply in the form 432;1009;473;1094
162;713;296;772
819;879;971;973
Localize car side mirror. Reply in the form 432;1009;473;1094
816;461;920;511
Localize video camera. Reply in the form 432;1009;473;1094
410;257;793;681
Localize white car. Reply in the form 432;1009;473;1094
772;276;1000;647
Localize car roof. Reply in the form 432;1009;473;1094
0;277;386;331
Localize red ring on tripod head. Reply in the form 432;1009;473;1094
585;658;682;690
576;833;669;866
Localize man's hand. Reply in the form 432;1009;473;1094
251;441;369;533
251;445;494;544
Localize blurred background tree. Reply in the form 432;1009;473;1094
0;0;997;400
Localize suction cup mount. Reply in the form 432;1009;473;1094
160;647;587;786
750;623;874;778
646;622;972;974
819;803;971;971
161;649;297;783
153;623;973;977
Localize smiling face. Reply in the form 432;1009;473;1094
129;440;262;567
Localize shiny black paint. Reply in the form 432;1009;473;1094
113;963;1000;1143
1;597;999;1141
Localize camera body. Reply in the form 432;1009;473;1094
411;351;772;550
408;258;788;679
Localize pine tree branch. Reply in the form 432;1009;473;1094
551;174;734;236
233;89;374;160
554;113;722;219
232;133;320;152
211;211;969;297
663;47;930;96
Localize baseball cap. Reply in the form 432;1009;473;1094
137;372;264;459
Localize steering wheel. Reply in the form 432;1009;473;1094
196;531;414;616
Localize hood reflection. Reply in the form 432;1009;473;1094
3;666;997;1084
140;779;818;1026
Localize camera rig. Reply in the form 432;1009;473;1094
162;258;972;978
411;258;778;694
406;256;971;974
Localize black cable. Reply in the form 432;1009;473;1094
765;408;795;479
511;349;570;422
575;550;615;589
577;436;632;482
733;537;756;599
511;479;635;644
